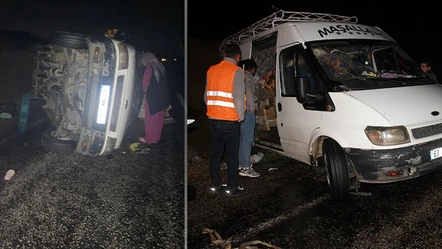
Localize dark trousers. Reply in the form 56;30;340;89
208;119;240;190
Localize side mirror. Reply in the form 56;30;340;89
295;77;310;104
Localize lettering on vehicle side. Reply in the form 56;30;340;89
318;24;388;38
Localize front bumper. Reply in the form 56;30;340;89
347;139;442;183
75;127;118;156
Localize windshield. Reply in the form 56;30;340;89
309;40;434;89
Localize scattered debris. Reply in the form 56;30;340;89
4;169;15;180
268;167;278;171
251;151;264;164
129;142;150;154
0;101;17;117
0;112;12;119
202;228;282;249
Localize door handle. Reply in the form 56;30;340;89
278;102;282;112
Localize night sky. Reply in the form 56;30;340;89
188;2;440;65
0;0;184;57
1;1;441;74
1;1;439;63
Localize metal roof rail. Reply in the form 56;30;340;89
221;10;358;45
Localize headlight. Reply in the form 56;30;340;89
118;43;128;70
364;126;410;146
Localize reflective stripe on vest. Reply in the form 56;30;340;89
206;91;235;108
206;61;240;121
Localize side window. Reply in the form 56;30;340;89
279;45;317;96
279;45;333;111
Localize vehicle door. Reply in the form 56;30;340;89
276;43;324;164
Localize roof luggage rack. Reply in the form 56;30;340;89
222;10;358;45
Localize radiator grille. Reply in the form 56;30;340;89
412;123;442;139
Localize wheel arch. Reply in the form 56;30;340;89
308;129;353;167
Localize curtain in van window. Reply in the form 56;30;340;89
297;53;316;94
280;47;296;96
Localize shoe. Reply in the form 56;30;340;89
4;169;15;181
224;186;246;197
239;167;260;177
209;183;227;194
138;137;147;143
238;164;243;170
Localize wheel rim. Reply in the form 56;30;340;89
49;129;72;141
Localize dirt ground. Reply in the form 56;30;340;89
0;117;185;248
186;113;332;249
186;146;327;248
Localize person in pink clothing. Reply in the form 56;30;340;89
139;52;169;145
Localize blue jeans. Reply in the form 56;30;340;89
208;119;240;190
238;110;256;169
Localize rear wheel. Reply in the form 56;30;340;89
41;128;76;154
322;139;350;199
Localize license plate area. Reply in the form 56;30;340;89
430;147;442;160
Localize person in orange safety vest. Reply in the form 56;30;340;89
204;43;246;198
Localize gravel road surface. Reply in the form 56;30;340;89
0;118;185;248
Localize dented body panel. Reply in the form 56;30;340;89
348;139;442;183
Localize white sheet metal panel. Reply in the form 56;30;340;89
322;84;442;150
293;22;395;42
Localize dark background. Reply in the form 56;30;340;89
188;2;437;61
0;0;184;56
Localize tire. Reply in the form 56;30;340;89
41;128;76;154
322;139;350;199
50;31;89;49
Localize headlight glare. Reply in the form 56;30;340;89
364;126;410;146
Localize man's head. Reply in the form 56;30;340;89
223;43;242;64
104;28;118;39
239;58;258;76
421;61;433;73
